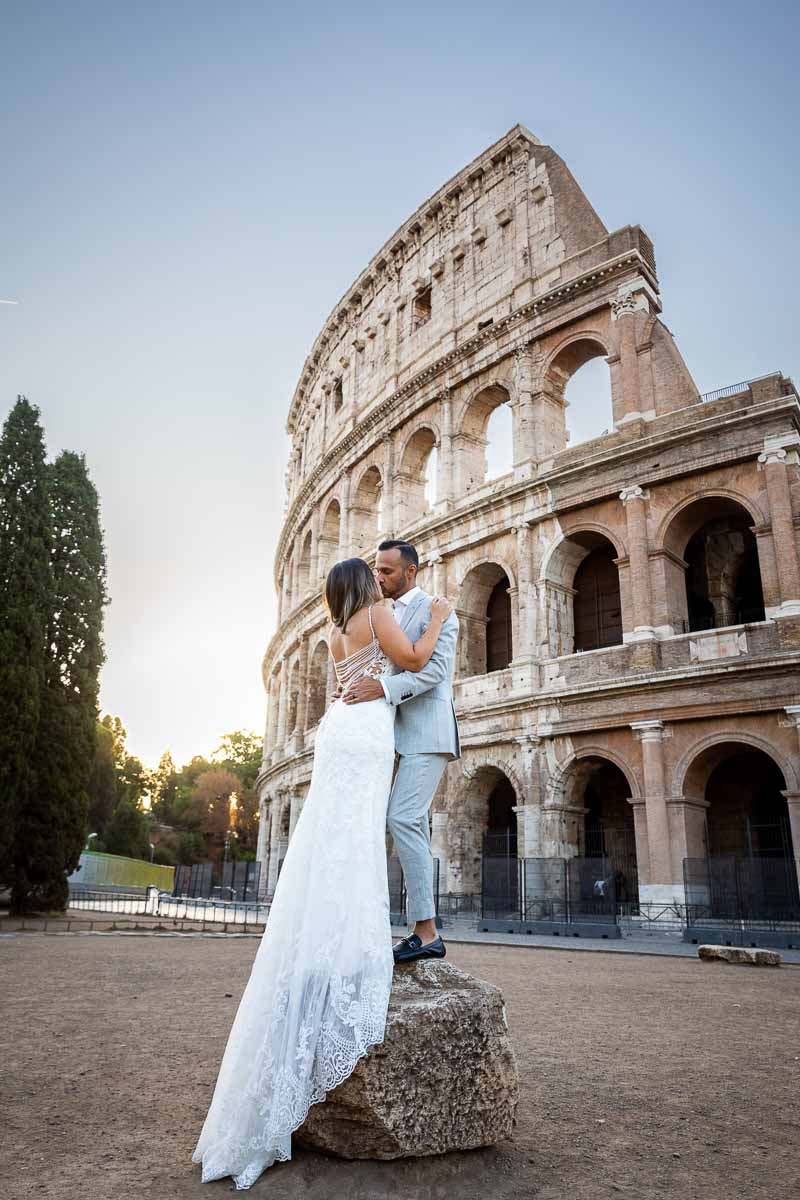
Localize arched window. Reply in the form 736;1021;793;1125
663;497;765;633
541;532;622;657
544;338;611;455
318;500;341;580
564;356;614;445
396;428;437;528
485;402;513;480
455;384;513;494
306;641;330;727
573;543;623;651
351;466;383;555
486;577;512;671
458;563;514;676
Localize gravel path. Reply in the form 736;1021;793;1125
2;932;797;1200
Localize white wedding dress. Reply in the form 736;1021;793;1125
192;612;395;1190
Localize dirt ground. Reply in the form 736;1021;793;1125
1;933;798;1200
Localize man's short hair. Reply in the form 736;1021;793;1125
378;539;419;569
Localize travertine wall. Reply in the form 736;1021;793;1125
255;125;800;908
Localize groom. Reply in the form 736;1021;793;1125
343;539;460;963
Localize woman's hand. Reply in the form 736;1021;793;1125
430;595;453;623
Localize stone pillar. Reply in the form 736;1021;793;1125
266;671;280;753
275;659;288;751
430;810;449;897
266;794;283;894
288;787;302;840
511;346;536;474
629;800;650;888
381;434;395;535
513;523;535;661
310;506;321;583
514;804;543;858
255;790;270;898
296;638;310;734
757;439;800;616
438;392;454;506
782;707;800;870
431;556;445;595
620;485;656;641
631;720;676;903
291;537;301;605
339;471;352;558
666;796;709;895
613;304;641;420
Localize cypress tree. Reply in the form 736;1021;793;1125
28;451;108;910
0;398;52;898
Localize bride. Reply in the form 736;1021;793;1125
192;556;454;1189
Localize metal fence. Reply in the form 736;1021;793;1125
388;855;440;926
172;860;261;901
480;856;619;935
683;855;800;948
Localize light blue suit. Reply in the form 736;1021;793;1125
381;588;460;922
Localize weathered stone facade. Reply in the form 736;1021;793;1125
255;125;800;910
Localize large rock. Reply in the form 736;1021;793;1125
698;944;782;967
296;959;519;1159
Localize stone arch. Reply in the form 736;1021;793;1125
318;499;341;580
296;527;313;596
456;559;516;676
351;464;383;555
659;494;766;633
676;737;798;907
539;529;624;657
546;749;641;896
395;425;439;527
657;490;765;553
454;381;514;494
547;746;641;810
675;731;799;801
454;761;522;902
543;332;613;449
306;638;331;727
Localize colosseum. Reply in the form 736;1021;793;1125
255;124;800;932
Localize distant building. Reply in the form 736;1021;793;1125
255;125;800;914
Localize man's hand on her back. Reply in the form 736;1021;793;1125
342;676;386;705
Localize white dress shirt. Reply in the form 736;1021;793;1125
380;586;422;702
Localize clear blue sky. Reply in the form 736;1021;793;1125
2;1;797;769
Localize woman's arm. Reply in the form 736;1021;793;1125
371;598;452;670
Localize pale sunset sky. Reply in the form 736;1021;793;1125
1;1;797;768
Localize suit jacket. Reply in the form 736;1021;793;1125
381;588;461;759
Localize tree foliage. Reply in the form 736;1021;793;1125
0;400;108;912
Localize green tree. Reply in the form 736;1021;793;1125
104;797;150;860
211;729;262;856
150;750;179;824
87;720;117;838
0;398;53;906
30;451;108;910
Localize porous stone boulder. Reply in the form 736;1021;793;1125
698;944;782;967
296;959;519;1159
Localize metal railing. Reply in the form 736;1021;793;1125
700;372;792;404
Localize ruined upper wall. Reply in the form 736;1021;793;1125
286;125;632;474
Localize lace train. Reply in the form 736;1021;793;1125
192;694;396;1189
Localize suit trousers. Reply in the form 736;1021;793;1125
387;752;449;923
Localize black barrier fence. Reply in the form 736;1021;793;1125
481;856;618;928
684;855;800;925
388;855;440;925
172;860;261;901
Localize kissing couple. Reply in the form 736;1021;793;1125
193;538;461;1189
